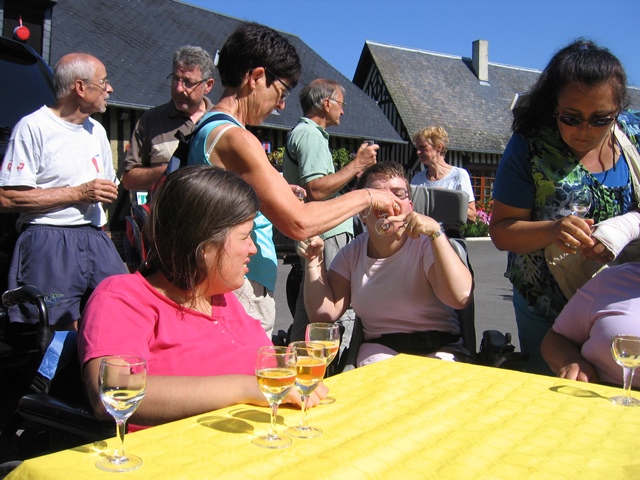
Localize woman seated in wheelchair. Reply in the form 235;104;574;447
78;166;325;429
300;162;473;367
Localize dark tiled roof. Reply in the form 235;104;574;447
355;41;640;154
49;0;403;144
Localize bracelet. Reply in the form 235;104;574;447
428;226;445;241
363;188;373;217
306;260;323;271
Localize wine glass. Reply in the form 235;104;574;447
96;356;147;472
306;323;340;405
374;214;394;236
610;335;640;406
252;346;297;449
568;190;592;218
284;341;327;439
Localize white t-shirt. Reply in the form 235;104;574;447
552;262;640;387
330;232;460;340
411;166;475;202
0;106;115;228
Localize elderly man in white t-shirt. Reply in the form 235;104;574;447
0;52;127;330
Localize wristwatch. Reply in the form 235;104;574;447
428;225;445;240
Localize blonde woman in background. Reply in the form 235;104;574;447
410;125;477;223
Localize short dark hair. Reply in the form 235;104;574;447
356;162;409;191
299;79;344;116
146;166;259;299
217;22;301;89
513;38;628;136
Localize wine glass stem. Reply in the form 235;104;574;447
623;367;636;400
113;419;127;461
298;395;309;428
268;403;279;437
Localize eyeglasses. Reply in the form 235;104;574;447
371;187;410;200
328;98;346;108
263;67;293;102
84;78;111;92
555;110;617;128
167;73;208;91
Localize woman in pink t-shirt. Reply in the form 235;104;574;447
79;166;325;428
301;162;473;366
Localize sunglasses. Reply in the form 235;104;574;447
555;110;617;128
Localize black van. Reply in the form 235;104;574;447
0;36;56;282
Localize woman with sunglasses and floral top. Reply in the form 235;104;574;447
490;38;640;375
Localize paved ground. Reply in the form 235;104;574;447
273;237;520;352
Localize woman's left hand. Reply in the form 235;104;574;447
283;381;328;408
387;211;440;239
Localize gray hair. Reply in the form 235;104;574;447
299;79;345;116
53;53;97;100
173;46;214;80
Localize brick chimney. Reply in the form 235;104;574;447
472;39;489;82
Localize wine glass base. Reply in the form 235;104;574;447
285;425;322;438
251;434;292;449
319;395;336;405
610;395;640;406
96;454;143;472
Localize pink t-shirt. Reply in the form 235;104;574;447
78;272;270;377
553;262;640;386
330;233;460;340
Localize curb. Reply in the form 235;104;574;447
463;237;492;242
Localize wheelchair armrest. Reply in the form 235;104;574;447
18;393;115;442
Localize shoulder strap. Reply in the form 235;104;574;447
206;124;239;158
614;125;640;205
192;111;243;138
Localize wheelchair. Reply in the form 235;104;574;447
0;286;114;466
277;185;528;373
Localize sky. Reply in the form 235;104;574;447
186;0;640;88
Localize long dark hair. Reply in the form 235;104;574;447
513;38;628;136
145;166;258;298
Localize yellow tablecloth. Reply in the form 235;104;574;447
7;354;640;479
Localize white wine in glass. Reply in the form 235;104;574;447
252;346;297;449
306;322;340;404
96;356;147;472
285;341;327;439
611;335;640;406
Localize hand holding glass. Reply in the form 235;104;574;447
252;346;297;448
96;356;147;472
306;322;340;404
611;335;640;406
285;341;327;438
